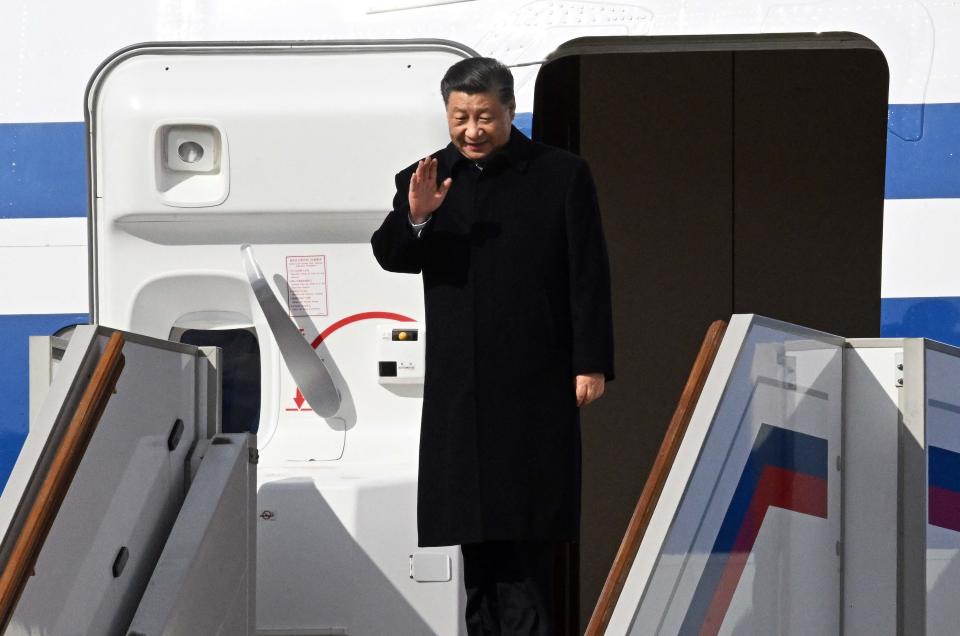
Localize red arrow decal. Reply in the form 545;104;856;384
310;311;415;348
287;311;416;413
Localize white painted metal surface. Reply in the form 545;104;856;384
4;0;960;320
89;43;466;635
882;199;960;300
842;342;903;635
2;0;960;345
411;552;453;582
0;218;88;315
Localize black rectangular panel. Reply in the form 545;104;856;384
733;49;887;337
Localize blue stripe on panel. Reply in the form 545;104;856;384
0;122;88;219
929;446;960;493
709;424;828;557
886;104;960;199
680;424;828;635
880;297;960;346
0;313;89;491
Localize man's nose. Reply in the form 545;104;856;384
466;122;483;139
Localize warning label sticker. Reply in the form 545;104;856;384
285;255;328;317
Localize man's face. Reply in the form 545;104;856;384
445;90;515;161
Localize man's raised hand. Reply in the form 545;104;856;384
409;157;452;224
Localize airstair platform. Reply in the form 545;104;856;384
590;314;960;636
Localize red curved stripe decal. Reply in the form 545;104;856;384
311;311;415;348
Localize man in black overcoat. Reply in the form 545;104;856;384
371;57;614;635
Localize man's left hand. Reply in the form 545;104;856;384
574;373;605;407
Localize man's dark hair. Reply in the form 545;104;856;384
440;57;515;106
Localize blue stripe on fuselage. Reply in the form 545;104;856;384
1;106;959;214
0;313;89;491
886;103;960;199
881;297;960;346
0;122;88;219
514;112;532;138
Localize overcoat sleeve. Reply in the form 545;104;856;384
370;169;425;274
565;160;616;381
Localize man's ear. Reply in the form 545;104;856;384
509;99;516;120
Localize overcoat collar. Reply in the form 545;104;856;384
437;125;534;178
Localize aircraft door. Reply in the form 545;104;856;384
87;42;468;462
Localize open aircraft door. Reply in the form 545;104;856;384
82;41;476;635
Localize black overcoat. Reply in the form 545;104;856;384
371;127;614;547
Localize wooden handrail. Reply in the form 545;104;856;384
586;320;727;635
0;332;125;631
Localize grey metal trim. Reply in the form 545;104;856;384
83;38;478;323
921;338;960;356
747;313;847;347
846;338;908;349
126;433;255;635
847;338;960;357
196;345;223;440
543;31;885;62
106;327;205;356
1;322;220;617
0;326;99;571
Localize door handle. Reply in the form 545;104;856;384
241;244;341;417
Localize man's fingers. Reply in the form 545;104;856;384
410;158;448;216
574;375;606;407
413;160;424;188
583;384;596;407
575;381;587;407
585;383;603;406
413;158;426;187
436;177;453;200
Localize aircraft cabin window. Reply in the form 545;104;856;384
177;328;261;434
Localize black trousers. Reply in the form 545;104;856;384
460;541;558;636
